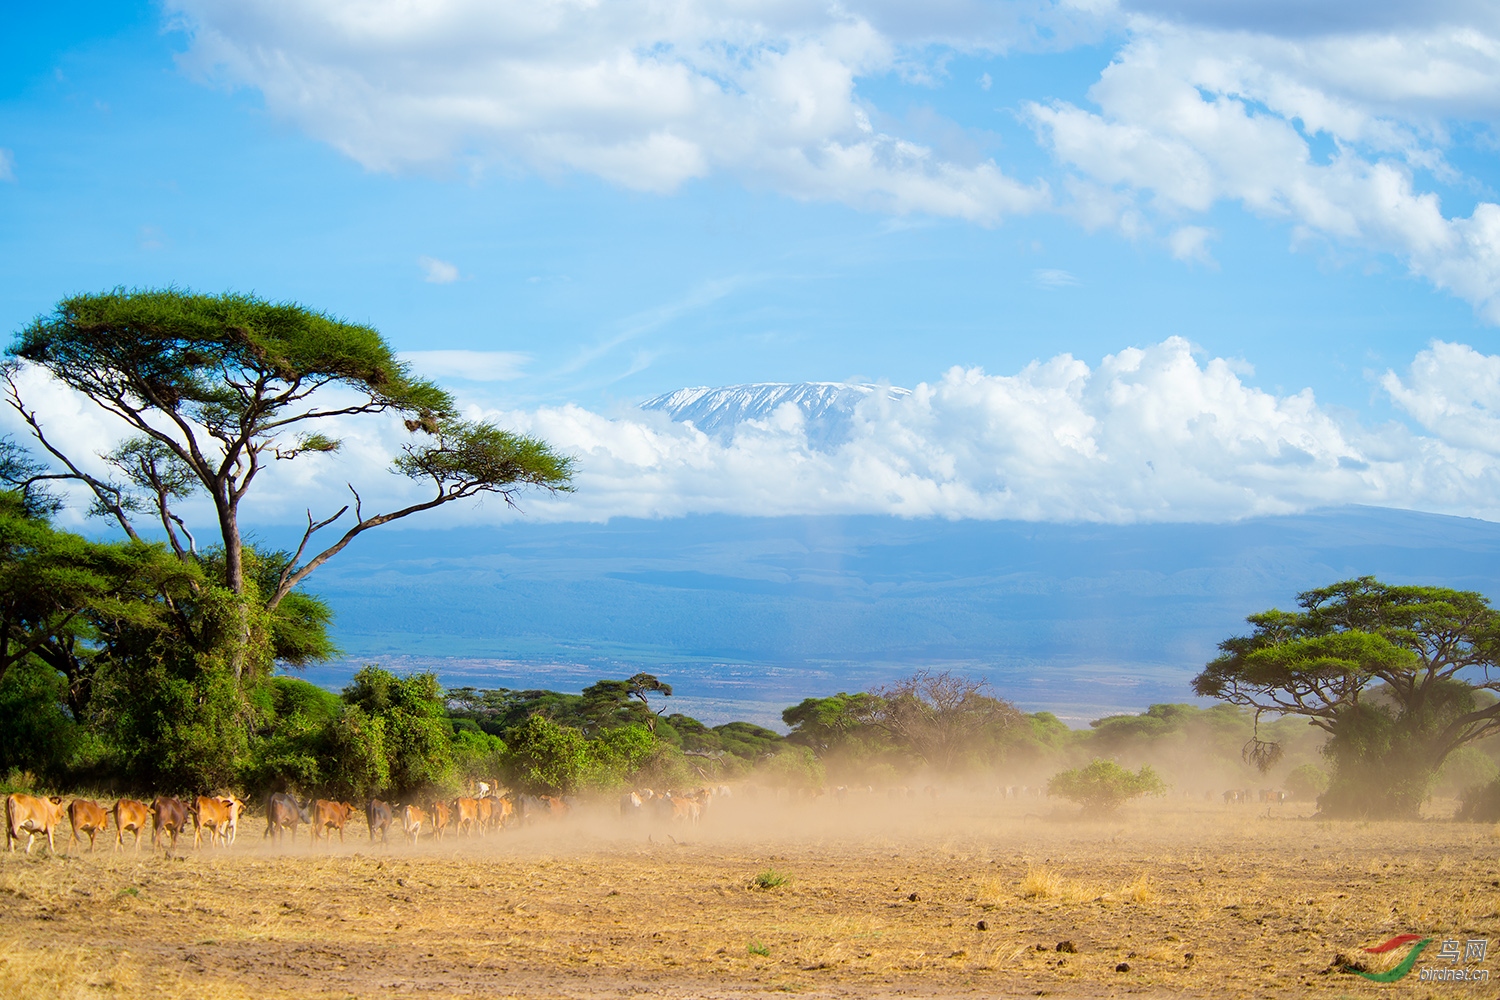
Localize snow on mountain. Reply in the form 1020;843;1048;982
639;382;912;450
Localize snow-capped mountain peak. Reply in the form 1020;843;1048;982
640;381;911;449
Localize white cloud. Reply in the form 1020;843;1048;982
0;149;13;182
1033;267;1079;288
1027;18;1500;319
1382;340;1500;454
401;349;529;382
418;255;460;284
473;337;1500;524
1167;225;1215;265
161;3;1500;320
165;0;1049;223
10;338;1500;530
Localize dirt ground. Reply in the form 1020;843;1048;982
1;792;1497;999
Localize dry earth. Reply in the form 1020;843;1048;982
1;793;1497;999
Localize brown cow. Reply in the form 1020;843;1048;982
67;799;109;853
487;794;514;830
313;800;355;845
401;804;428;845
667;792;701;827
452;797;479;837
429;799;451;841
192;796;232;848
152;797;189;850
475;796;493;833
7;793;66;854
112;799;151;852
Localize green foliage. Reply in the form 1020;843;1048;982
1456;776;1500;822
1048;759;1167;815
505;714;592;794
1194;578;1500;818
14;288;453;432
392;417;574;498
451;728;507;787
1284;763;1330;801
783;692;883;754
0;659;81;783
1435;745;1499;796
345;667;455;797
758;745;826;789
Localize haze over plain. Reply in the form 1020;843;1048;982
4;0;1500;722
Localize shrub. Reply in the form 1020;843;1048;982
1047;758;1166;816
1284;763;1329;802
1456;776;1500;822
1435;746;1499;796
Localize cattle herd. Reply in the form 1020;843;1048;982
6;780;1295;855
3;784;733;856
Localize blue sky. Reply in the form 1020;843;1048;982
3;0;1500;528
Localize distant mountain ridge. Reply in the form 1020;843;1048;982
640;381;912;449
295;506;1500;728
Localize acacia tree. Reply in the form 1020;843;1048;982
5;288;573;679
870;671;1021;772
1193;577;1500;818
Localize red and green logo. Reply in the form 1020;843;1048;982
1342;935;1433;982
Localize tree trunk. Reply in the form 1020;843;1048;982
218;502;251;685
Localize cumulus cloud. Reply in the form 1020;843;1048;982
8;338;1500;529
161;2;1500;319
1027;18;1500;318
486;337;1500;524
1382;340;1500;455
401;349;529;382
417;255;460;284
165;0;1051;222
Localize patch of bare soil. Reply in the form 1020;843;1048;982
2;794;1497;999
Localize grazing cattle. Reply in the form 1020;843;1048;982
192;796;233;848
313;800;355;845
112;799;151;852
619;791;643;818
489;795;514;830
264;793;311;845
401;804;428;845
6;793;67;855
429;799;451;841
67;799;109;853
667;792;700;827
475;796;494;832
367;799;393;845
221;795;244;846
452;797;479;837
152;796;190;850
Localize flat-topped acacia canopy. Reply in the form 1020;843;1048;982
13;288;452;424
5;287;572;626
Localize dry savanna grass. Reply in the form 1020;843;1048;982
0;792;1497;998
